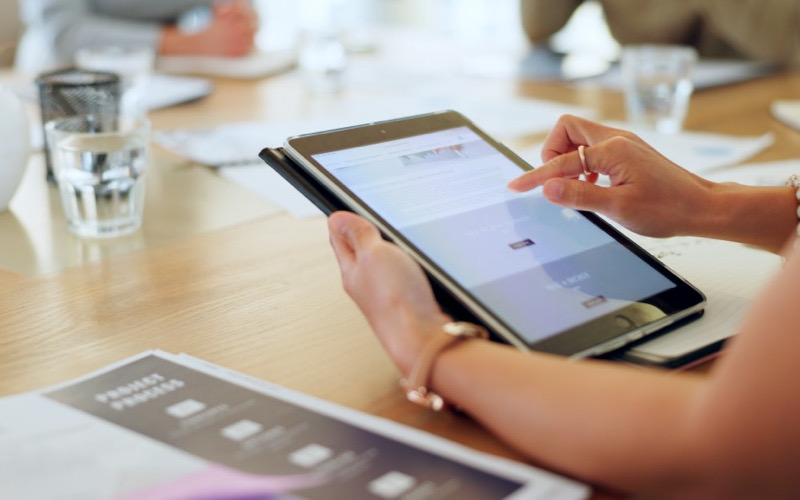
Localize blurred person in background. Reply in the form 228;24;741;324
521;0;800;67
17;0;258;72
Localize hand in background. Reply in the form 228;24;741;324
507;115;716;238
327;211;451;376
203;0;258;56
160;0;258;57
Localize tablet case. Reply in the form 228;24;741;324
258;147;717;368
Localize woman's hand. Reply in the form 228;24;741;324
160;0;257;57
203;0;258;57
508;115;716;238
328;211;452;376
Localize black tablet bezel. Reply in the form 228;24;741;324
283;110;706;357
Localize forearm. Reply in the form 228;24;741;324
519;0;583;42
428;340;704;494
687;183;796;254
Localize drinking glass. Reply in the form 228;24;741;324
46;115;150;238
36;68;121;182
621;45;696;133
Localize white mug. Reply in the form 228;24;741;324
0;86;29;212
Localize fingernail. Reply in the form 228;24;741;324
543;180;564;201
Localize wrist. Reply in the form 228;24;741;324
699;182;796;252
391;309;452;377
159;26;211;56
664;176;717;238
158;26;189;56
401;321;489;411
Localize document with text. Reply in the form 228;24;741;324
0;351;588;499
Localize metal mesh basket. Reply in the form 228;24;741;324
36;68;121;182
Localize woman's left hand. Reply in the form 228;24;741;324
328;211;451;375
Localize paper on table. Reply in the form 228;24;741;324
219;164;321;218
156;50;296;80
627;127;773;174
636;158;800;362
173;352;588;499
0;350;589;499
703;158;800;186
620;234;782;362
516;127;773;174
578;58;776;90
154;95;596;215
144;73;214;110
770;99;800;131
154;117;346;167
154;95;597;167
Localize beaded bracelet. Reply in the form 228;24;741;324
786;174;800;242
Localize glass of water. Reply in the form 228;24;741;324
621;45;697;134
46;115;150;238
298;0;348;93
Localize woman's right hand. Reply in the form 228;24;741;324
508;115;716;238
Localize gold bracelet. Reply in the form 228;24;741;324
401;321;489;411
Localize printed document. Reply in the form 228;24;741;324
0;351;588;499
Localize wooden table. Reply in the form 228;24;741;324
2;40;800;493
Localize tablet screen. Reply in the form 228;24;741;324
285;111;704;357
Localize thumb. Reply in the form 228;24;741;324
542;178;611;213
328;212;380;269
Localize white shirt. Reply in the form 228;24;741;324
17;0;217;72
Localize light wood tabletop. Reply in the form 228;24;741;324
2;31;800;493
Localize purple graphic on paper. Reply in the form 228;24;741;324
119;463;322;500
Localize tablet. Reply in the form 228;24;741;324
283;110;705;358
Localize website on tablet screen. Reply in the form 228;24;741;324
312;127;675;343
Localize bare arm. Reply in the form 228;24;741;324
507;115;797;254
431;339;704;494
411;258;800;496
159;0;257;57
328;210;800;497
